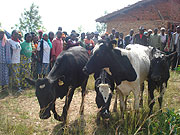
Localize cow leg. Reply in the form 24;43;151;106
139;82;144;108
158;83;166;112
118;91;125;119
148;81;155;115
61;87;75;122
113;90;118;112
79;79;88;115
52;103;61;121
124;95;128;110
133;88;140;114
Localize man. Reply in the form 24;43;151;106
93;31;99;45
118;33;124;48
111;28;116;39
51;31;63;63
79;32;86;48
124;29;134;47
134;26;147;46
58;27;62;31
149;28;161;50
38;30;43;41
147;29;153;45
84;32;95;55
114;32;120;48
159;27;168;51
171;26;180;70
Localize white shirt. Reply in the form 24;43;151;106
37;40;51;64
160;34;167;43
129;36;133;44
175;33;179;45
8;39;21;64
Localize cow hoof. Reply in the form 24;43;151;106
54;114;61;121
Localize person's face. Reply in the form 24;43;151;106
39;32;43;37
0;31;4;40
112;30;115;35
161;30;165;35
26;34;32;43
49;33;54;40
120;33;123;39
81;33;85;39
12;31;19;40
115;32;119;38
139;30;144;34
33;36;38;43
18;34;22;40
154;29;158;34
130;30;134;36
148;31;152;36
57;32;62;39
177;28;180;33
43;34;48;41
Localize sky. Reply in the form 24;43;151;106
0;0;141;34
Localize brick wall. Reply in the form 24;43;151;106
106;0;180;36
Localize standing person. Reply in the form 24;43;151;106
31;33;38;79
18;31;23;42
119;33;125;48
111;28;116;39
124;29;134;47
149;28;161;50
38;30;43;41
79;32;86;48
160;27;168;51
84;32;94;55
51;31;63;65
0;29;11;91
58;27;62;31
48;32;54;43
93;31;99;45
9;30;22;91
171;26;180;70
114;32;120;48
37;34;52;78
20;33;32;89
147;29;153;45
91;32;94;39
164;29;172;54
134;26;147;46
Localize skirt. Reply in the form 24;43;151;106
11;63;21;89
0;63;9;86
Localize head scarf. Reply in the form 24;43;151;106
0;28;7;47
42;33;52;48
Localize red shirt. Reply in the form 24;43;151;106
51;38;63;59
84;39;94;55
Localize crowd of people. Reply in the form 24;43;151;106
0;25;180;92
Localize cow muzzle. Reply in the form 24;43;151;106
39;110;51;119
100;109;110;119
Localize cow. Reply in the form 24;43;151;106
83;40;153;117
148;49;175;115
94;69;115;122
26;46;89;123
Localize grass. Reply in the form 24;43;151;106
0;72;180;135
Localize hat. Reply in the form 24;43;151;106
160;27;166;31
38;30;43;33
139;26;144;30
177;26;180;29
148;29;152;32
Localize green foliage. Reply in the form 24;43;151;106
13;3;45;33
77;25;84;34
96;11;108;34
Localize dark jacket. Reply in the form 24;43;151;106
38;40;44;63
133;34;147;46
124;35;133;47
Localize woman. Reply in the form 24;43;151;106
37;33;52;78
0;29;11;91
9;30;22;91
20;33;32;89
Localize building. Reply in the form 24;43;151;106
96;0;180;35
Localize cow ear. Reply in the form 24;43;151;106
25;78;36;86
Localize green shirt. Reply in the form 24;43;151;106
20;41;32;58
149;34;161;49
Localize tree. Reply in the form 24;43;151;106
14;3;45;33
77;25;84;34
96;11;108;34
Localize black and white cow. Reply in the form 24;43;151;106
26;46;89;122
94;69;115;120
148;49;175;115
83;40;152;117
